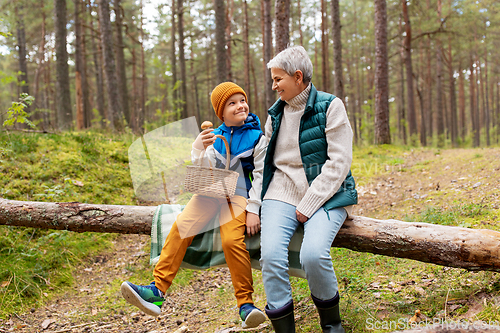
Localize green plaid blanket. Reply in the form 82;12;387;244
150;204;306;278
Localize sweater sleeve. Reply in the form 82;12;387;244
296;98;353;218
264;115;273;139
191;145;216;168
246;135;268;215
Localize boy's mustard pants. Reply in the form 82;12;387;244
153;194;254;307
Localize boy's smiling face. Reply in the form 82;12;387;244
222;93;249;127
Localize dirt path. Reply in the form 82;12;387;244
1;147;499;333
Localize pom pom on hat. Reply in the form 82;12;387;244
211;82;247;121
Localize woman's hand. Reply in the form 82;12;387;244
193;129;216;150
296;210;308;223
246;212;261;236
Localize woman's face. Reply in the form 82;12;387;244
270;68;303;101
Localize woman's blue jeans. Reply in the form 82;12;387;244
260;199;347;310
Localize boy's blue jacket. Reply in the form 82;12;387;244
211;113;263;198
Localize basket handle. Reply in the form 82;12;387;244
197;134;231;170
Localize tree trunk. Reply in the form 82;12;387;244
417;47;426;146
321;0;329;92
344;39;358;145
402;0;416;144
54;0;73;130
225;0;234;81
426;37;433;142
497;77;500;144
74;0;85;130
470;55;479;147
275;0;290;53
89;0;106;128
2;198;500;273
331;0;344;101
114;0;131;126
484;49;490;146
98;0;124;131
33;0;46;128
374;0;390;144
397;19;406;145
139;0;147;130
262;0;274;109
170;0;179;119
190;41;201;125
177;0;188;120
447;13;457;147
214;0;228;84
243;0;251;99
458;63;466;142
435;0;445;147
297;0;303;46
16;5;30;99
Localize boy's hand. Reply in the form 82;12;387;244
193;129;216;150
246;212;261;236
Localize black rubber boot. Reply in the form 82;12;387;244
265;300;296;333
311;292;345;333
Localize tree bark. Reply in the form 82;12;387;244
140;0;147;130
483;49;490;146
397;18;407;145
1;198;500;273
275;0;290;53
262;0;274;109
170;0;179;119
425;37;433;142
331;0;343;101
89;0;106;128
225;0;234;82
98;0;124;131
74;0;88;130
177;0;188;120
16;5;30;99
321;0;329;92
114;0;131;126
33;0;46;128
374;0;390;144
458;62;466;142
469;55;479;147
243;0;251;99
402;0;416;144
214;0;228;84
435;0;445;147
54;0;73;130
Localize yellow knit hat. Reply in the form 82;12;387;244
210;82;247;121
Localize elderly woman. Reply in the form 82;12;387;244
260;45;357;333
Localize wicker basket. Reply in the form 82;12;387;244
184;135;239;198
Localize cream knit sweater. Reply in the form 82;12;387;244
263;84;354;217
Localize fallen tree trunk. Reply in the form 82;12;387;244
1;198;499;272
0;199;155;235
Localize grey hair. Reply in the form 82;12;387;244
267;46;313;84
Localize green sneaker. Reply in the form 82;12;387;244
240;303;266;328
121;281;164;316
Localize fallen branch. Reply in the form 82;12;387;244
1;198;499;273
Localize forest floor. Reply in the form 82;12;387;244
1;146;500;333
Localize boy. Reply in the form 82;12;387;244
121;82;268;329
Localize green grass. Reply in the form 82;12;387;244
0;131;136;317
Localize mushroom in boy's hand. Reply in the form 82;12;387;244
201;121;213;130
